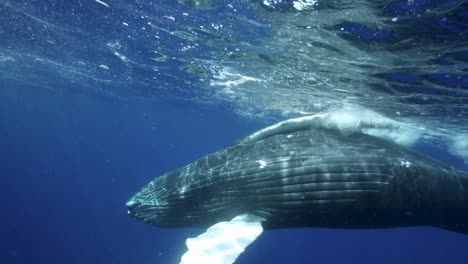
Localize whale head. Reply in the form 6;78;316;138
126;174;184;226
126;168;236;227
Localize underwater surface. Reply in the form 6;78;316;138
1;0;468;263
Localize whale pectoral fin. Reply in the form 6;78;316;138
180;214;265;264
239;115;323;144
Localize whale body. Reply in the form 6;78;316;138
127;117;468;263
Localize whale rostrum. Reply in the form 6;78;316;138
127;117;468;263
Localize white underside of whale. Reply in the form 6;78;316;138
180;214;265;264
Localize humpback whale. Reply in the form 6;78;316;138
127;115;468;264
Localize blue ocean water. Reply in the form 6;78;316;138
1;0;468;264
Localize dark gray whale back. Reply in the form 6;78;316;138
127;127;468;234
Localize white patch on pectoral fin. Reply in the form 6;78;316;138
180;214;265;264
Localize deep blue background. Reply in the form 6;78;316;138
1;77;468;264
0;79;261;264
